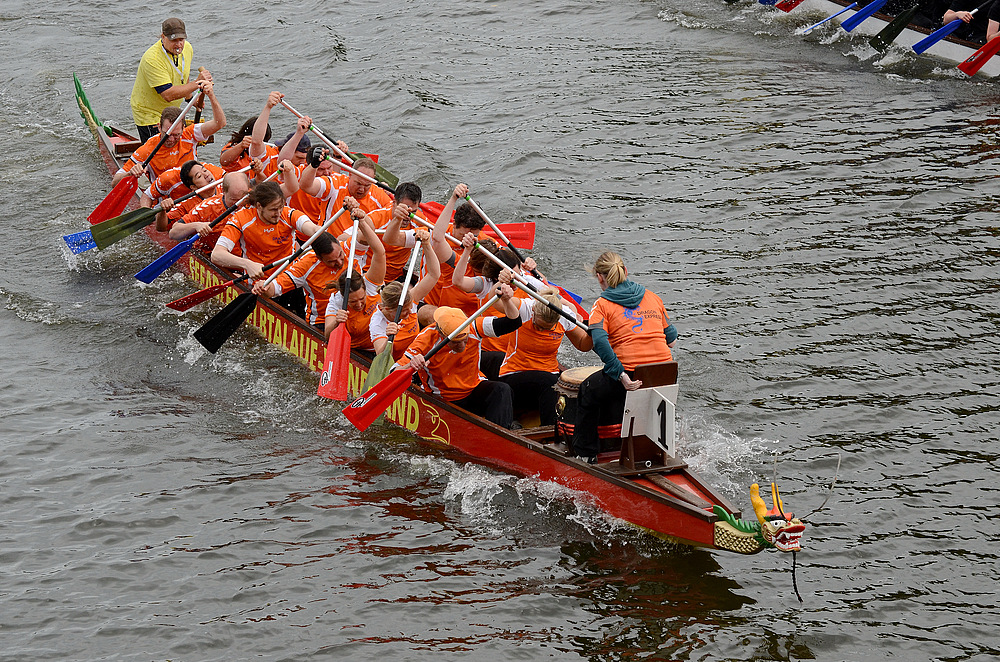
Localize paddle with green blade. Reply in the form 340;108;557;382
344;293;502;432
193;206;348;353
361;243;423;394
69;171;230;254
869;4;921;51
88;92;202;224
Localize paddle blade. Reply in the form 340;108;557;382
418;201;445;222
88;176;137;224
193;292;257;353
63;229;97;254
91;206;158;250
317;327;352;400
869;5;920;51
913;18;962;54
165;280;235;312
776;0;807;12
958;36;1000;76
134;236;196;284
482;222;535;250
363;342;396;392
343;368;416;431
841;0;889;32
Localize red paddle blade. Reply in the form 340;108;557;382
88;176;137;224
418;201;445;222
317;326;352;400
165;280;235;312
775;0;807;11
483;222;535;250
958;36;1000;76
343;367;416;431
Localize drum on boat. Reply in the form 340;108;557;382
554;365;622;449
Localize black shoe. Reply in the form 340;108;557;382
575;454;597;465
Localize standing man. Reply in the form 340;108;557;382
130;18;212;143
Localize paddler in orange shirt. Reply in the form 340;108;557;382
398;284;523;429
146;159;227;232
368;228;442;360
419;183;491;322
572;251;678;464
168;171;251;253
371;182;430;282
298;146;393;236
323;210;387;355
112;79;226;187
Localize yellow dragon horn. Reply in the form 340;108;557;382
750;483;768;526
771;483;784;516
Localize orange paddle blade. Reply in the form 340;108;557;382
958;36;1000;76
317;327;352;400
88;175;137;224
343;367;416;431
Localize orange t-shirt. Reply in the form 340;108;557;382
124;123;207;180
499;299;575;375
400;324;485;401
590;289;673;371
221;140;252;173
216;205;312;267
272;251;348;327
369;304;420;361
149;162;225;205
325;275;380;350
174;194;237;253
313;173;393;235
422;226;487;316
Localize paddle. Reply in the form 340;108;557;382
482;221;535;250
464;195;544;279
914;2;989;53
957;34;1000;76
317;216;361;401
278;99;400;190
841;0;890;32
409;214;588;332
88;93;202;224
869;4;921;51
775;0;808;12
81;172;225;252
798;2;857;34
193;206;348;352
133;165;259;283
362;244;423;394
344;293;502;432
165;255;296;312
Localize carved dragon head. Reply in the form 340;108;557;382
750;482;805;553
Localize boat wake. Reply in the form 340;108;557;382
678;414;778;501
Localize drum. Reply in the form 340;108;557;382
554;366;601;441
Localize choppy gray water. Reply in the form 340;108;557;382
3;0;1000;659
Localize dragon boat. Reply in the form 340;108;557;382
72;75;805;555
756;0;1000;78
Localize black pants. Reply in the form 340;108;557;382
572;370;625;457
498;371;559;426
273;288;306;320
479;350;505;381
453;380;513;429
136;124;159;144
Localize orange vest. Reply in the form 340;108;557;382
313;173;393;235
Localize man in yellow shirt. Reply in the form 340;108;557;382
130;18;212;142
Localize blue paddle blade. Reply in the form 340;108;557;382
63;229;96;254
134;236;196;284
841;0;889;32
913;18;962;54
